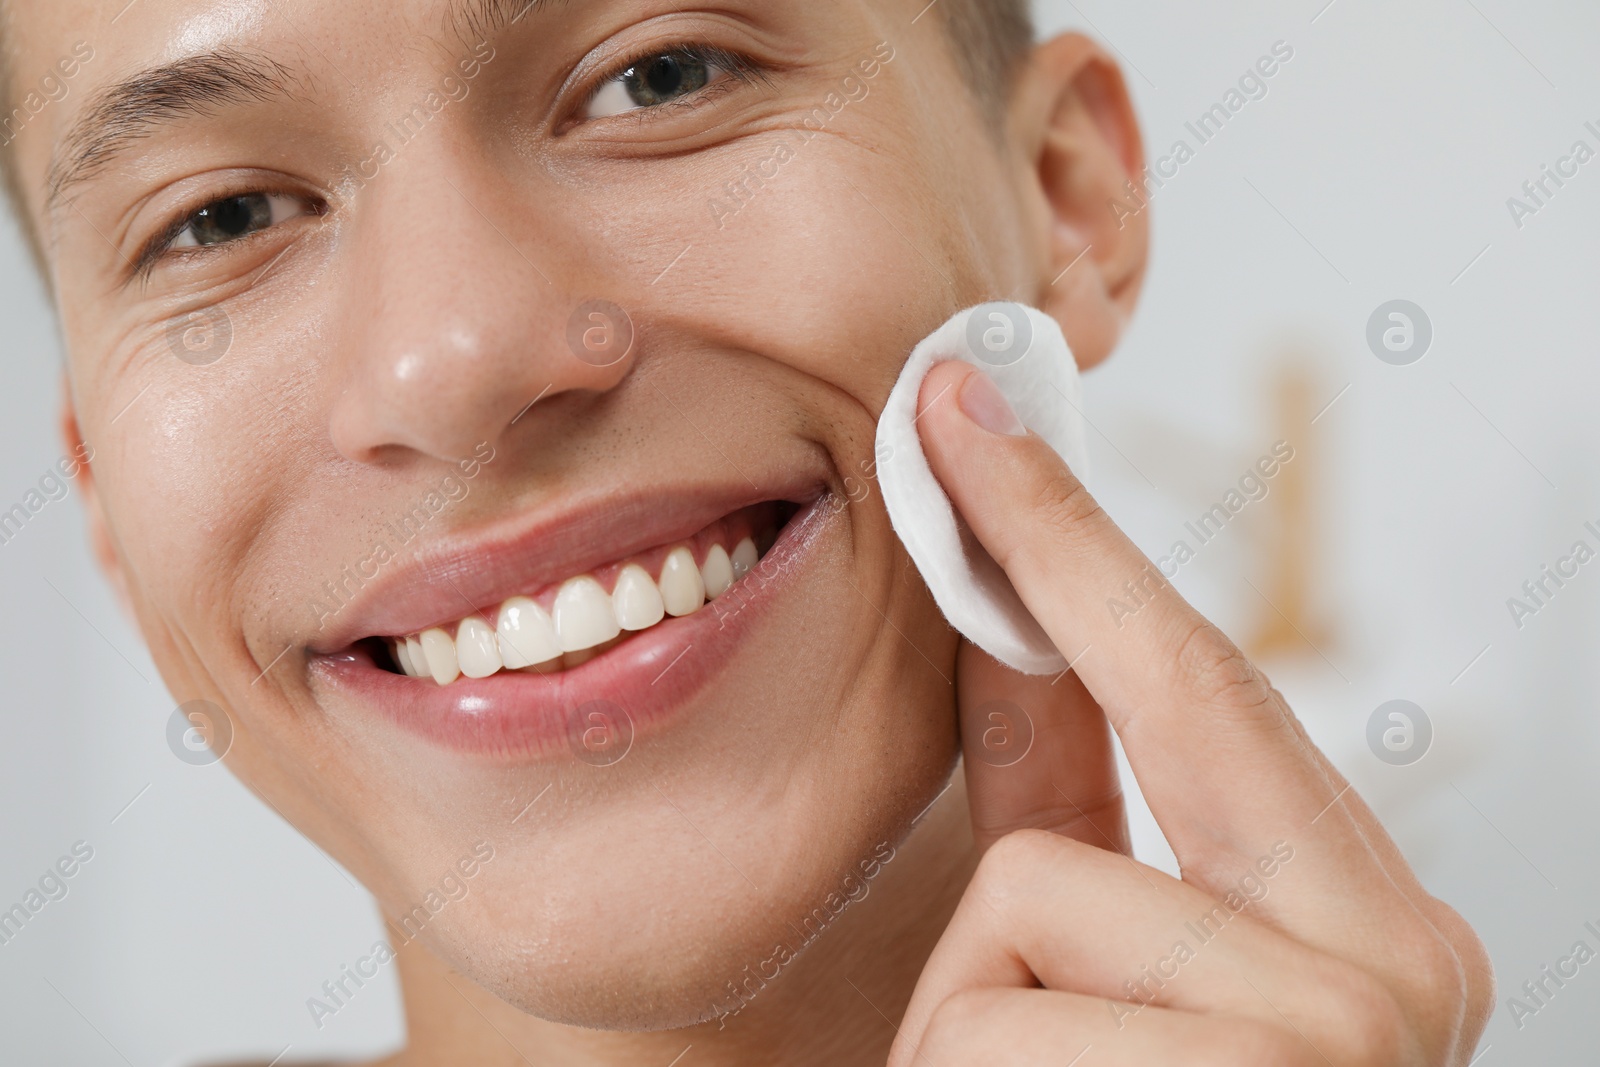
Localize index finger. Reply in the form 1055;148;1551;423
917;361;1485;1026
916;360;1338;862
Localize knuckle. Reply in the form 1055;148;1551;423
971;828;1069;909
1016;469;1103;562
921;988;1010;1056
1322;964;1413;1063
1406;925;1469;1002
1426;899;1495;1008
1222;1021;1324;1067
977;827;1056;879
1032;468;1101;530
1460;932;1497;1028
1172;620;1276;719
1406;899;1496;1042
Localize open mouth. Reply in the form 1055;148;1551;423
363;501;798;685
311;481;832;758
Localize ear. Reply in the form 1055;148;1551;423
1008;33;1148;371
59;379;135;618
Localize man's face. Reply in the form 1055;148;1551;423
10;0;1056;1027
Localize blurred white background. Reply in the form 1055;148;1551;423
3;0;1597;1061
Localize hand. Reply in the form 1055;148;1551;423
889;361;1493;1066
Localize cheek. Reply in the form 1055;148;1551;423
589;132;994;422
95;395;245;568
71;306;324;656
704;216;924;403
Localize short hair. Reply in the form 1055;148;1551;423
944;0;1036;111
0;0;1035;289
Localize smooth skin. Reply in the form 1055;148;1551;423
895;360;1494;1064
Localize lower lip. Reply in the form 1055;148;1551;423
312;497;833;761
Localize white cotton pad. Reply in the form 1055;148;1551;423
874;303;1090;675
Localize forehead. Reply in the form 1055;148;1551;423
11;0;509;60
5;0;920;220
5;0;620;216
4;0;910;104
8;0;538;105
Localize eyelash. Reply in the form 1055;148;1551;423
576;41;768;119
130;42;766;277
132;184;324;282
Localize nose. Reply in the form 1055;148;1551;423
327;150;635;465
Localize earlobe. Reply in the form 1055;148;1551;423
1012;34;1149;371
59;383;135;619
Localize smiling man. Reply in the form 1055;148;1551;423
0;0;1491;1064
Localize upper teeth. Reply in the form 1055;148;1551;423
390;537;760;685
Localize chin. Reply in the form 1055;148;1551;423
272;442;960;1030
367;740;959;1033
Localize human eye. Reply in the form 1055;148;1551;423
582;44;761;120
170;192;310;250
134;189;323;277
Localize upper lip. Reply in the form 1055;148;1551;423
306;468;827;655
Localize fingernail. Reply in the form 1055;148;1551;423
958;367;1027;436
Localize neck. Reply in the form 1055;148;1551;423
384;778;977;1067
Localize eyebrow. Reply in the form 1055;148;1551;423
443;0;561;51
45;48;306;214
45;0;561;215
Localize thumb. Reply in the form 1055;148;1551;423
958;641;1128;855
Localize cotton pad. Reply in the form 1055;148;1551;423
874;303;1089;675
